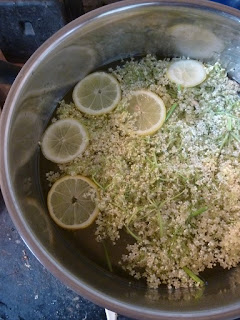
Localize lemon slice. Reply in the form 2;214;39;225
167;60;206;88
72;72;121;115
41;118;88;164
47;175;99;230
126;90;166;136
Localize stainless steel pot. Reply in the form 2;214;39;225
1;1;240;319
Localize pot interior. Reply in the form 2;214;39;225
2;1;240;319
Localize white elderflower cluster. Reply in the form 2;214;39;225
52;55;240;289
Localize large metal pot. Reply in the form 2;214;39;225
1;1;240;319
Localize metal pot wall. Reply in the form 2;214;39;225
0;1;240;319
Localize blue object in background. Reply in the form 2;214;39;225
211;0;240;9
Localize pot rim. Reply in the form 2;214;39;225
1;1;240;319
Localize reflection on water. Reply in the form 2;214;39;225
11;110;42;169
24;197;55;247
145;285;205;303
168;24;224;59
31;45;97;91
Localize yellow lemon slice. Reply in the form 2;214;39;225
126;90;166;136
167;60;206;88
72;72;121;115
47;175;99;230
41;118;89;164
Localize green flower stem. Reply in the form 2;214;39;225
218;132;230;155
170;189;185;201
157;210;164;238
183;266;204;286
148;190;185;238
177;84;182;91
158;189;185;209
186;207;208;223
165;103;178;121
126;226;141;242
230;132;240;142
127;207;143;225
92;175;105;190
227;117;232;131
215;111;240;121
190;207;208;218
102;241;113;272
